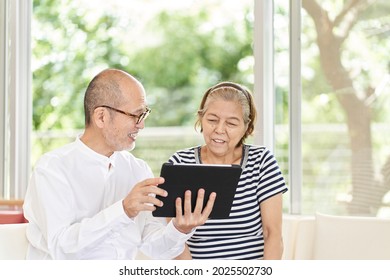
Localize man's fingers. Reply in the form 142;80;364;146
140;204;156;212
143;185;168;197
125;195;163;210
146;196;164;207
123;177;168;218
140;177;165;186
132;177;167;196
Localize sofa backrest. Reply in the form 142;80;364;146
312;212;390;260
0;223;29;260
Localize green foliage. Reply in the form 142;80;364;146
33;0;129;130
127;8;253;126
32;1;253;129
299;0;390;124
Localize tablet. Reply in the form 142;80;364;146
152;162;242;219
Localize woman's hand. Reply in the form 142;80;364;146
172;188;216;234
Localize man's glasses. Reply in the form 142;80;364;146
97;105;151;124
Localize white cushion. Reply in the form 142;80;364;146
293;216;316;259
282;214;299;259
282;214;316;259
313;212;390;260
0;223;28;260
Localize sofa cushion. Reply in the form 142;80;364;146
313;212;390;260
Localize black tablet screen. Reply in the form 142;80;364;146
152;163;242;218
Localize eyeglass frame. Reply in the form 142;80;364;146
96;105;151;124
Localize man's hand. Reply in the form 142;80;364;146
122;177;167;218
173;188;216;234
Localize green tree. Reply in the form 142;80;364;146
33;1;253;130
127;9;253;126
33;0;128;132
32;0;253;165
302;0;390;214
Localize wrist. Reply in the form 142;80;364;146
172;219;194;234
122;200;135;219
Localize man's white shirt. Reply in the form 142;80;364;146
23;136;192;259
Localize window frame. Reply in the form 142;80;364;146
0;0;32;199
288;0;302;214
254;0;301;214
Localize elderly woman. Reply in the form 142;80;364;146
168;82;288;260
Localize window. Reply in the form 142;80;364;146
2;0;389;218
274;0;390;217
30;0;254;175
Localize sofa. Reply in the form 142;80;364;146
1;212;389;260
282;212;390;260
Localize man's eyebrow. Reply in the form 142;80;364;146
131;106;148;114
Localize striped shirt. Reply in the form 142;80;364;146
168;144;287;259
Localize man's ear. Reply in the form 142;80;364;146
93;107;107;128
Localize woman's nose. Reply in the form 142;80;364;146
214;121;226;134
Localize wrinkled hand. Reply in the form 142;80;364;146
122;177;167;218
173;188;216;234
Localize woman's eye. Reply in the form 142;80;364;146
227;122;238;127
208;119;217;123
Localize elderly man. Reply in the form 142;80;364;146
23;69;215;259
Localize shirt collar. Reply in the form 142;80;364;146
75;135;118;168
